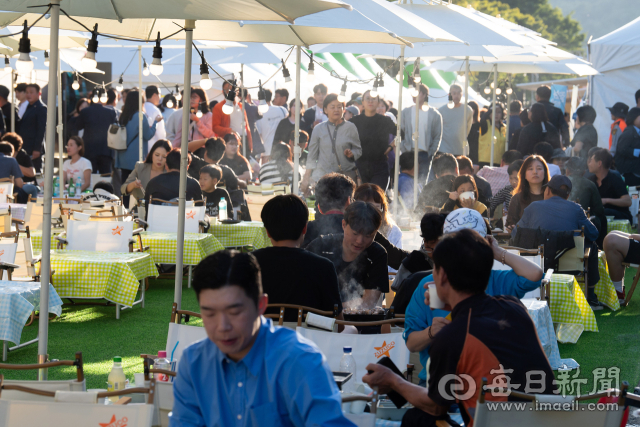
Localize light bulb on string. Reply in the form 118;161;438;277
306;53;315;83
116;75;124;92
71;74;80;91
257;80;269;114
175;85;182;101
281;59;292;83
484;84;491;95
447;93;454;109
222;80;236;115
82;24;99;70
506;86;513;95
198;55;212;90
421;96;429;112
142;59;150;77
149;32;163;76
16;20;34;74
92;91;99;103
495;87;502;95
490;81;495;89
99;85;108;103
410;84;419;98
413;58;421;83
166;98;174;109
338;79;348;103
370;75;379;98
4;56;11;72
196;110;203;118
43;50;49;67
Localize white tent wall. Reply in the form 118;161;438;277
590;15;640;149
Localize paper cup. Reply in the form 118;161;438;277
428;284;445;309
460;191;475;201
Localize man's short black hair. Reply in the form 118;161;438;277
502;150;523;165
145;85;159;99
275;88;289;102
420;212;446;242
1;132;23;151
264;89;273;103
261;194;309;242
26;83;40;93
315;173;356;212
533;141;554;163
204;137;226;163
399;151;415;171
192;250;262;306
433;153;458;177
0;141;14;156
165;149;182;170
576;105;597;125
589;147;613;170
635;89;640;104
313;83;328;95
200;164;222;181
15;83;27;93
343;201;382;236
107;88;117;104
432;229;493;294
455;156;473;173
93;181;115;194
507;159;524;176
565;156;586;176
536;85;551;101
509;100;522;114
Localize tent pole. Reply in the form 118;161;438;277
240;63;247;158
38;0;60;380
58;55;64;193
463;57;469;157
10;71;15;133
293;46;301;195
490;64;497;167
392;46;404;217
505;73;511;152
174;20;195;311
413;60;420;206
138;46;143;162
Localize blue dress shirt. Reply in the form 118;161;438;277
115;111;157;171
170;317;356;427
403;270;541;380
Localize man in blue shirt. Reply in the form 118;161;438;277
170;250;355;427
397;151;421;211
404;209;543;385
0;142;38;203
514;174;602;308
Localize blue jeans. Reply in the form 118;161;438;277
18;183;39;203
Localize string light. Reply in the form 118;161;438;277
222;80;236;115
99;84;108;103
281;59;292;83
174;85;182;101
142;58;150;77
338;78;348;103
506;86;513;95
421;95;429;111
116;75;124;92
307;53;315;82
199;54;212;90
410;83;419;98
257;80;269;114
490;81;495;89
82;24;99;70
484;83;491;95
91;89;99;103
4;56;11;72
413;58;421;84
166;97;174;109
43;50;49;67
196;110;203;118
149;32;163;76
495;87;502;95
370;75;379;98
71;73;80;90
447;93;454;109
16;21;34;74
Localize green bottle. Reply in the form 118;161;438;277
68;177;75;197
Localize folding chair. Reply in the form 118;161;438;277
0;207;23;234
621;262;640;307
557;227;590;295
0;177;15;204
56;219;147;318
0;376;155;427
144;197;208;233
140;355;176;427
264;303;340;329
472;378;628;427
0;352;85;400
0;231;19;281
495;245;552;303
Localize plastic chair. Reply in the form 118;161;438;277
495;245;552;303
0;231;19;281
144;197;208;233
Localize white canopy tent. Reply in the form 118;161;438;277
589;15;640;148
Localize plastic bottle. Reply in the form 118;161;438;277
339;346;357;392
75;177;82;196
53;176;59;197
218;197;228;221
107;356;127;402
68;177;75;197
154;351;170;382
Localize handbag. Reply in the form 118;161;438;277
327;123;362;185
107;123;138;152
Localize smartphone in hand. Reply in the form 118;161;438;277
375;357;407;408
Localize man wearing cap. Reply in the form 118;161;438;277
343;105;359;121
513;174;601;308
0;85;20;136
550;148;569;174
608;102;629;156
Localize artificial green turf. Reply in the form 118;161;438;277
2;269;639;393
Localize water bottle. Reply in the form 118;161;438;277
107;356;126;403
75;177;82;195
218;197;228;221
154;351;170;382
68;177;75;197
53;176;59;197
339;346;357;392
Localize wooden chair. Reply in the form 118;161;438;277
497;245;551;303
264;303;341;327
0;176;15;203
557;227;590;295
621;262;640;307
139;355;176;427
0;231;20;281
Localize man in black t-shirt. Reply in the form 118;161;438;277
253;194;343;322
363;230;555;427
187;137;240;191
199;164;233;219
306;201;389;308
587;148;632;221
571;106;598;159
145;149;203;212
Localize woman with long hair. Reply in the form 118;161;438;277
273;98;306;146
116;90;159;203
478;103;506;166
220;132;252;182
67;97;89;138
259;141;295;184
173;87;214;150
442;174;488;217
62;136;92;192
467;101;481;164
121;139;171;203
505;154;550;230
516;102;560;156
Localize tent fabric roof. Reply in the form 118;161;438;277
590;15;640;72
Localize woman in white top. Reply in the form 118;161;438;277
62;136;92;192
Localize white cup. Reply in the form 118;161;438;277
428;284;445;309
460;191;475;201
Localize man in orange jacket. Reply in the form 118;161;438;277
211;81;253;152
607;102;628;156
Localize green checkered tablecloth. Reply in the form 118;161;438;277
49;250;158;307
596;252;621;311
31;229;62;252
140;232;223;265
607;219;632;234
209;222;271;249
550;274;598;344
